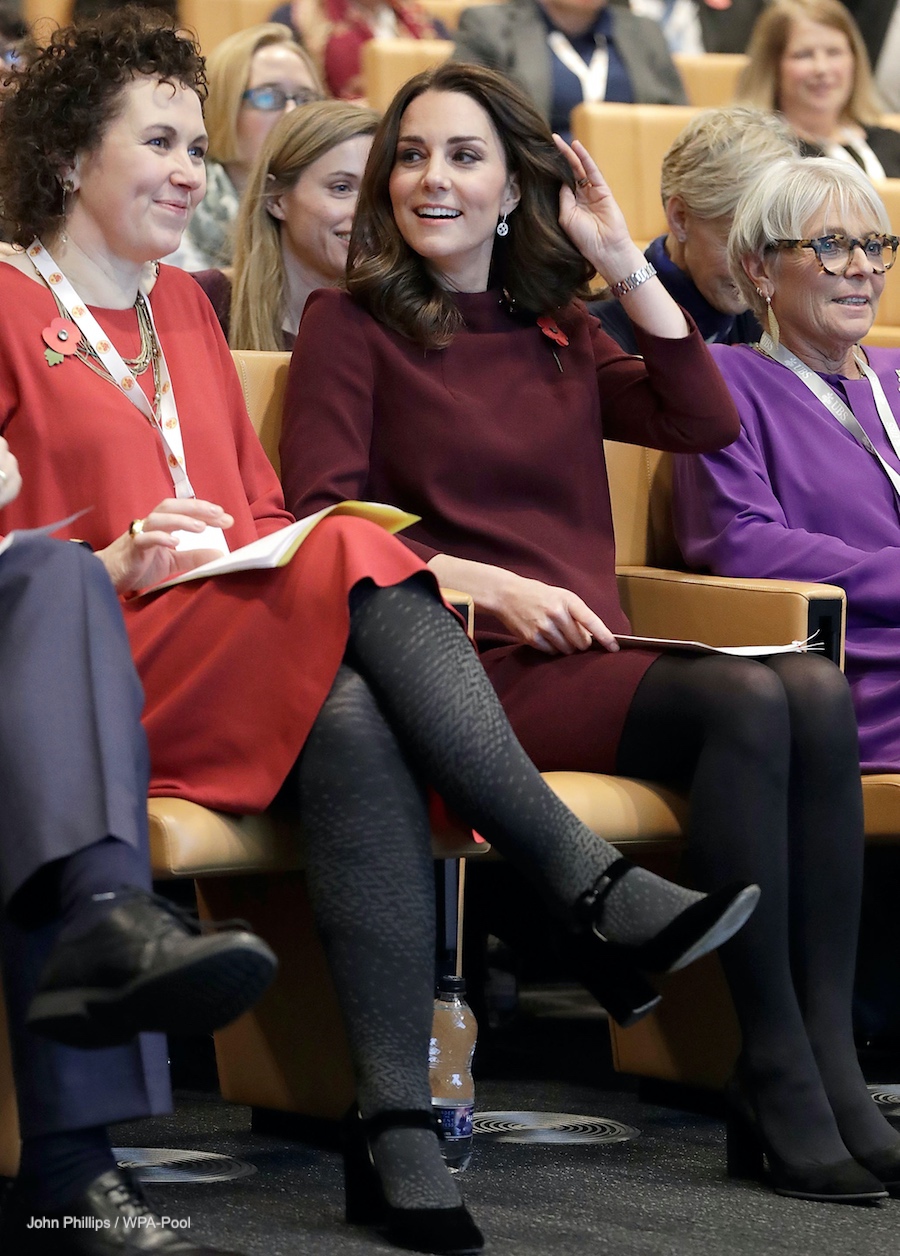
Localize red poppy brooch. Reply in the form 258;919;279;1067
42;317;80;367
537;315;568;372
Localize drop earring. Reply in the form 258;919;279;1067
59;176;75;243
765;293;780;348
496;212;509;238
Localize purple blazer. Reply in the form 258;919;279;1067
672;341;900;772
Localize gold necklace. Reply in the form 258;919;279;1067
51;289;163;417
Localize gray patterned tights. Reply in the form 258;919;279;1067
293;580;706;1210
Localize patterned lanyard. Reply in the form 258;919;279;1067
758;331;900;500
27;240;195;499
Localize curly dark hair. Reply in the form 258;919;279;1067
0;6;206;246
347;61;594;350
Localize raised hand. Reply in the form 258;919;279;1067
98;498;234;595
553;134;648;285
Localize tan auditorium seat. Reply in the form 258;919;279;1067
672;52;747;108
362;37;453;112
571;103;700;245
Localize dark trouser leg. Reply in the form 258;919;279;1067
1;910;171;1199
0;538;170;1201
617;652;876;1165
0;536;149;916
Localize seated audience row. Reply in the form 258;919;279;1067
0;11;758;1253
281;55;900;1210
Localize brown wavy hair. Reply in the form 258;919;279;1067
0;6;206;247
347;61;594;349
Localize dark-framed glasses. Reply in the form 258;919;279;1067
768;233;899;276
0;43;20;68
241;84;323;112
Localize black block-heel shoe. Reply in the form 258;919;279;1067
566;861;760;1028
342;1108;484;1254
725;1082;887;1204
853;1144;900;1197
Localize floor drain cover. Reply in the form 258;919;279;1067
869;1085;900;1114
472;1112;639;1145
114;1149;256;1184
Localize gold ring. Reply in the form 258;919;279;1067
576;177;592;189
129;518;145;538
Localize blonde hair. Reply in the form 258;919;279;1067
660;106;798;220
728;155;890;318
230;99;378;351
204;23;322;166
737;0;882;127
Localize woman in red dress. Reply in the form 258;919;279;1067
0;15;756;1253
281;59;900;1206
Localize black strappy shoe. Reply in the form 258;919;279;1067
566;860;759;1027
342;1107;484;1254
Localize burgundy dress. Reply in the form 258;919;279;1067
0;263;427;813
281;288;739;772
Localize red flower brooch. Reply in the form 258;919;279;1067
537;315;569;347
537;315;568;372
42;317;80;367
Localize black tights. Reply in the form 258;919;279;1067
618;651;897;1165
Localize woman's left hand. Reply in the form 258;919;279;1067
554;135;647;284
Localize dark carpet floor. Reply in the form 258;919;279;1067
113;993;900;1256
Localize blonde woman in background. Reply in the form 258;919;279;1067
195;100;377;349
738;0;900;178
167;23;323;270
593;106;798;351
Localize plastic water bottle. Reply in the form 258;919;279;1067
429;975;477;1172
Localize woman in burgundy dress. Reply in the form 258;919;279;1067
0;13;756;1254
281;59;900;1204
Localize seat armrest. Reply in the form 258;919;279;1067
440;587;474;636
616;567;847;668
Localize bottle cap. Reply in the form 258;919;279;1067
436;974;466;996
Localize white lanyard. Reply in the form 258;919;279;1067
547;30;609;102
27;240;195;499
758;331;900;500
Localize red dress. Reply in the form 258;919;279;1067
0;263;426;812
281;289;740;773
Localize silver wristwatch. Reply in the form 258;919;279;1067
609;262;657;300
